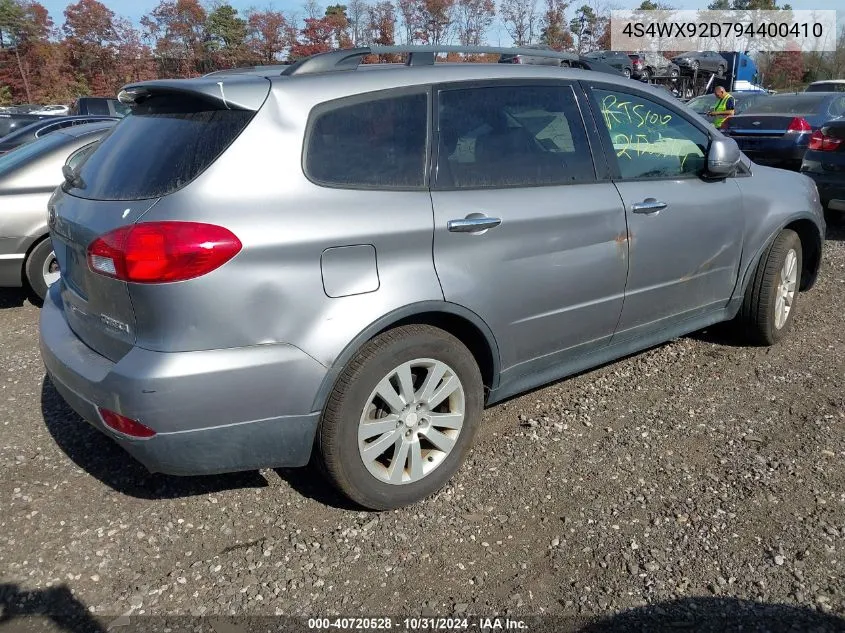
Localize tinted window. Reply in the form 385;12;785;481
593;88;708;179
66;95;253;201
437;85;594;189
84;99;110;116
743;95;826;115
806;83;845;93
306;92;427;189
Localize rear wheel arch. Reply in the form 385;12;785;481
785;219;822;290
310;302;501;415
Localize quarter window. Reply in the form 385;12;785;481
436;85;595;189
305;91;427;189
592;88;709;180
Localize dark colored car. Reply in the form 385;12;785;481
800;120;845;219
583;50;634;78
671;51;727;75
628;52;679;80
0;115;119;155
498;46;621;76
0;113;50;138
721;92;845;169
69;97;130;118
686;92;770;126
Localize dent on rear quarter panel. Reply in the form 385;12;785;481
128;83;444;365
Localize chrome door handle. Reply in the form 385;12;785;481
631;198;668;214
447;217;502;233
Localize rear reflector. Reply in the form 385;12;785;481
87;222;242;284
808;129;843;152
786;117;812;133
98;408;156;438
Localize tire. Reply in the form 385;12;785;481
640;68;651;81
738;229;802;346
623;68;631;78
670;68;679;78
717;64;726;77
318;324;484;510
24;238;59;305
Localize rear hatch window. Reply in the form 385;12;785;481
743;96;825;115
65;95;254;201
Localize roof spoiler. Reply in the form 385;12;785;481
118;75;271;112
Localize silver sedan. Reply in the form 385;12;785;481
0;121;116;303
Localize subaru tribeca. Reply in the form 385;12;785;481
40;45;825;510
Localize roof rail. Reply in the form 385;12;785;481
281;45;580;76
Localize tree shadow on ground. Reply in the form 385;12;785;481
577;596;845;632
0;583;105;633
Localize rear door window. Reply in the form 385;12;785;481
435;84;595;189
305;90;428;189
66;95;254;201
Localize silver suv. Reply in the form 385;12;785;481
40;45;825;510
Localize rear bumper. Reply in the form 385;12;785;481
732;137;808;167
39;284;327;475
801;160;845;210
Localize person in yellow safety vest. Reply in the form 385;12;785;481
707;86;736;129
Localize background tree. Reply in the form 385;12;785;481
347;0;368;45
455;0;494;46
500;0;538;46
205;2;247;67
246;9;292;64
541;0;571;50
141;0;208;76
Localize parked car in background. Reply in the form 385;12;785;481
628;52;679;80
583;50;634;77
805;80;845;93
39;46;824;511
497;45;621;75
672;51;727;75
70;97;130;117
686;91;770;126
29;105;71;116
0;115;119;155
0;121;116;303
0;113;49;138
721;92;845;169
800;120;845;220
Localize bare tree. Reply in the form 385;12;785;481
456;0;495;45
347;0;369;44
303;0;323;20
500;0;538;46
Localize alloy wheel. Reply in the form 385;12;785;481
358;358;465;485
774;248;798;330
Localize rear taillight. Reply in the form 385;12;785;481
786;117;812;133
511;55;522;64
87;222;241;283
634;60;643;68
808;129;843;152
98;408;156;439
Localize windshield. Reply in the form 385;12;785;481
0;133;66;175
744;95;826;115
687;95;717;114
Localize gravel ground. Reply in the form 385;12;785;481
1;226;844;632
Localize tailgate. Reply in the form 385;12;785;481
49;193;157;362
